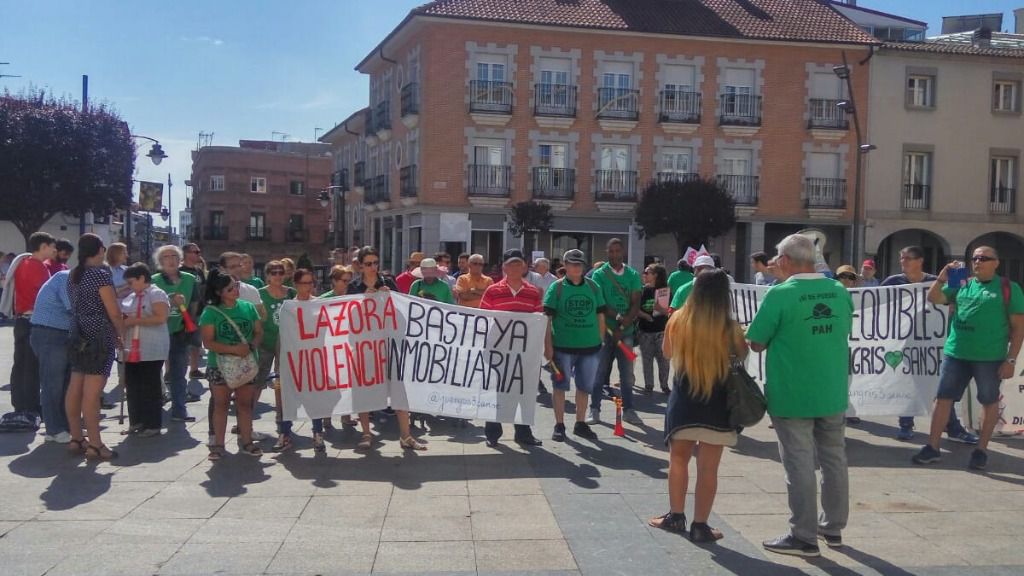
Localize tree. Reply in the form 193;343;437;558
507;200;554;254
634;178;737;256
0;89;136;249
296;252;314;271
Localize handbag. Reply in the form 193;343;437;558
725;355;767;428
208;306;259;389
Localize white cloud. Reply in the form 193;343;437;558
180;36;224;46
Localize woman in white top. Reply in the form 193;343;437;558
120;263;170;436
106;243;131;299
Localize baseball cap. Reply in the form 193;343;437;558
693;255;716;269
502;248;525;265
861;259;876;269
836;265;858;277
563;249;586;265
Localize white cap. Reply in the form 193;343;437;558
693;255;715;269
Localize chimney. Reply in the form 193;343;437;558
974;26;993;48
1016;8;1024;34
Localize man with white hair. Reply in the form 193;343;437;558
746;234;853;557
526;257;558;293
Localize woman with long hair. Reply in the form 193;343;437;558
66;234;125;460
347;246;426;451
200;268;264;460
649;269;747;542
120;263;170;437
637;263;671;394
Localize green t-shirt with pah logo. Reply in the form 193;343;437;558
543;277;607;353
409;278;454;304
198;299;261;369
942;275;1024;361
745;276;853;418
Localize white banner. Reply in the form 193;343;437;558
277;292;547;424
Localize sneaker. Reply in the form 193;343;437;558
912;444;942;465
573;421;598;440
250;431;271;441
968;448;988;470
763;534;821;558
949;430;979;445
137;428;161;438
622;408;643;426
585;408;600;425
845;417;861;425
896;425;914;441
817;532;843;548
44;431;72;444
552;423;566;442
515;435;543;447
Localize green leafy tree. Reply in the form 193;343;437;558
0;89;136;249
634;178;737;256
296;252;314;271
507;200;554;254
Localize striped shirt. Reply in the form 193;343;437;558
479;277;543;314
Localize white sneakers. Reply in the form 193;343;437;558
43;431;72;444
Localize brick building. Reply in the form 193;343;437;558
321;0;876;278
189;140;333;268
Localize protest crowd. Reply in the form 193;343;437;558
2;228;1022;559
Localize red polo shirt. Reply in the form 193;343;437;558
479;277;543;313
395;270;416;294
14;257;51;314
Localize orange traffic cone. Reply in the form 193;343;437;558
613;396;625;437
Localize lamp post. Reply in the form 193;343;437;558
833;53;874;263
319;178;349;249
126;136;169;261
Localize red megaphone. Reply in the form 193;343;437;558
179;304;197;333
608;331;638;362
127;295;142;362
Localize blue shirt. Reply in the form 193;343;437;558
30;270;72;331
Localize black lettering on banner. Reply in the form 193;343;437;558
406;301;426;338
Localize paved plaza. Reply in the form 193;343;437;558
0;325;1022;575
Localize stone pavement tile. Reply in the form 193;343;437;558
387;493;470;517
888;510;1021;537
914;486;1022;512
95;517;204;545
381;514;473;541
851;490;944;513
392;479;469;496
188;516;298;543
108;458;206;483
0;520;23;537
709;491;791;515
127;489;229;520
469;495;564;540
0;500;41;521
36;481;166;521
928;534;1024;566
299;494;390;522
474;539;578;572
314;478;396;496
216;495;310;519
371;540;476;573
45;542;182;576
265;540;378;575
159;541;280;575
468;477;544;496
830;536;971;568
0;520;113;576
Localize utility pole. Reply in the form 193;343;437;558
80;74;89;235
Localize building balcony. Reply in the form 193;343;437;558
657;171;700;185
532;167;575;200
363;108;375;137
400;165;418;198
331;169;348;191
468;164;511;197
366;174;390;204
287;228;309;243
716;174;759;206
803;178;847;209
469;80;513;115
597;87;640;121
990;187;1016;214
902;183;931;210
534;84;577;118
374;100;391;140
659;90;701;125
353;161;367;191
594;170;638;202
807;99;849;130
719;94;762;127
400;82;419;128
204;226;229;241
246;227;271;241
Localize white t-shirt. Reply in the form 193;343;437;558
120;285;171;361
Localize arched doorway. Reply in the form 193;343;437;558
874;229;950;278
966;232;1024;284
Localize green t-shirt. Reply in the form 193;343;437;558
591;262;642;334
244;276;266;289
745;276;853;418
198;300;261;369
319;289;339;299
152;271;197;334
409;279;454;304
543;277;607;353
670;279;695;310
668;269;694;298
941;275;1024;361
258;286;297;350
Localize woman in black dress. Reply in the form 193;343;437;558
66;234;125;460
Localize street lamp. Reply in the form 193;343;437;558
132;135;167;166
320;181;349;248
125;136;168;262
833;53;873;263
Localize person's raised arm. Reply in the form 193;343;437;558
928;262;956;306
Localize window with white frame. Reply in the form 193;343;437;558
250;176;267;194
991;156;1016;204
209;175;224;192
902;152;931;208
994;81;1018;112
722;67;755;116
662;147;692;174
289;180;304;195
539;143;567;169
472;140;507;190
662;65;697;117
599;63;634;114
477;61;506;83
538;58;571;110
721;149;752;176
907;75;934;107
806;152;842;206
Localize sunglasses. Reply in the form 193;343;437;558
838;274;857;281
972;256;997;263
363;260;380;266
267;270;286;276
296;280;314;285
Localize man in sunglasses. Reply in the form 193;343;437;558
882;246;976;444
915;246;1024;470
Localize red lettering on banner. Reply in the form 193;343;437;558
292;297;399;340
286;351;306;391
382;296;397;330
332;344;351;390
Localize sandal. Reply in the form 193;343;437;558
271;435;293;453
357;433;373;450
689;522;724;543
208;445;224;461
67;438;88;455
313;433;326;452
240;442;263;457
85;444;119;461
400;436;427;451
120;423;144;435
648;511;687;534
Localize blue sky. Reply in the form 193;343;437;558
1;1;1021;230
